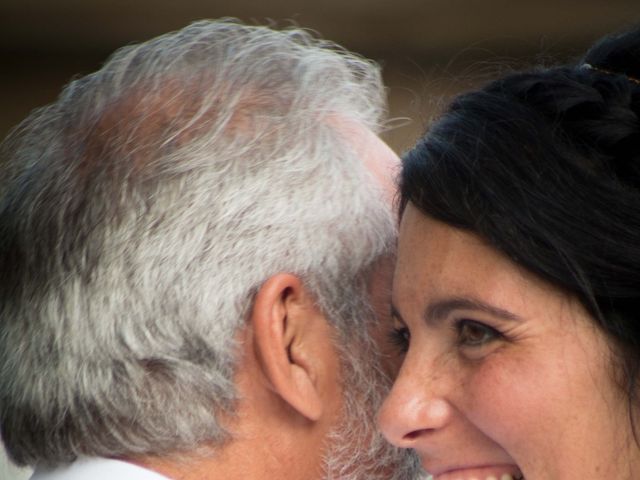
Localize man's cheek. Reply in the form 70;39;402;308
368;318;403;380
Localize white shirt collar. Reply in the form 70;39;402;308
31;457;172;480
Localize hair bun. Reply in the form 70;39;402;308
582;28;640;82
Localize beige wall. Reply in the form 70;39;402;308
3;1;640;153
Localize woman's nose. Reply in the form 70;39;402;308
377;363;453;449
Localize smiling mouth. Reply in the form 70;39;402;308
427;468;525;480
427;476;524;480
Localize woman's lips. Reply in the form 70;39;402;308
426;464;523;480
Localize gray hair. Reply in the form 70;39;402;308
0;19;394;466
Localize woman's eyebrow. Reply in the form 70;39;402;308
390;296;521;327
424;297;522;325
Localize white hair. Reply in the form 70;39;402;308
0;19;394;466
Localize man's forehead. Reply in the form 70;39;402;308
330;116;400;205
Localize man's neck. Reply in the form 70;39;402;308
132;428;325;480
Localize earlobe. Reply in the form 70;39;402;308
250;274;328;422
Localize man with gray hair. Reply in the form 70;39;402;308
0;19;420;480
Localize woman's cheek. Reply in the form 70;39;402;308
461;350;550;450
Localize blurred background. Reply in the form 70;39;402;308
1;1;639;478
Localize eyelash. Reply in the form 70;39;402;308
387;319;503;354
454;319;504;347
388;326;410;354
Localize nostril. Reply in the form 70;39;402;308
402;429;427;441
379;395;452;447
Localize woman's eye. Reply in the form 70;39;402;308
456;319;502;347
388;326;410;354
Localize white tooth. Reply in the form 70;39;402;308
486;476;498;480
500;475;514;480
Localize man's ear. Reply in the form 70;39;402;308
250;273;335;422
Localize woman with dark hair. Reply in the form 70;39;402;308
377;28;640;480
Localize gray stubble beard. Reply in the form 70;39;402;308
321;335;424;480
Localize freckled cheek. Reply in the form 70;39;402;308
461;358;553;452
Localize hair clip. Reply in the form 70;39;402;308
582;63;640;85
